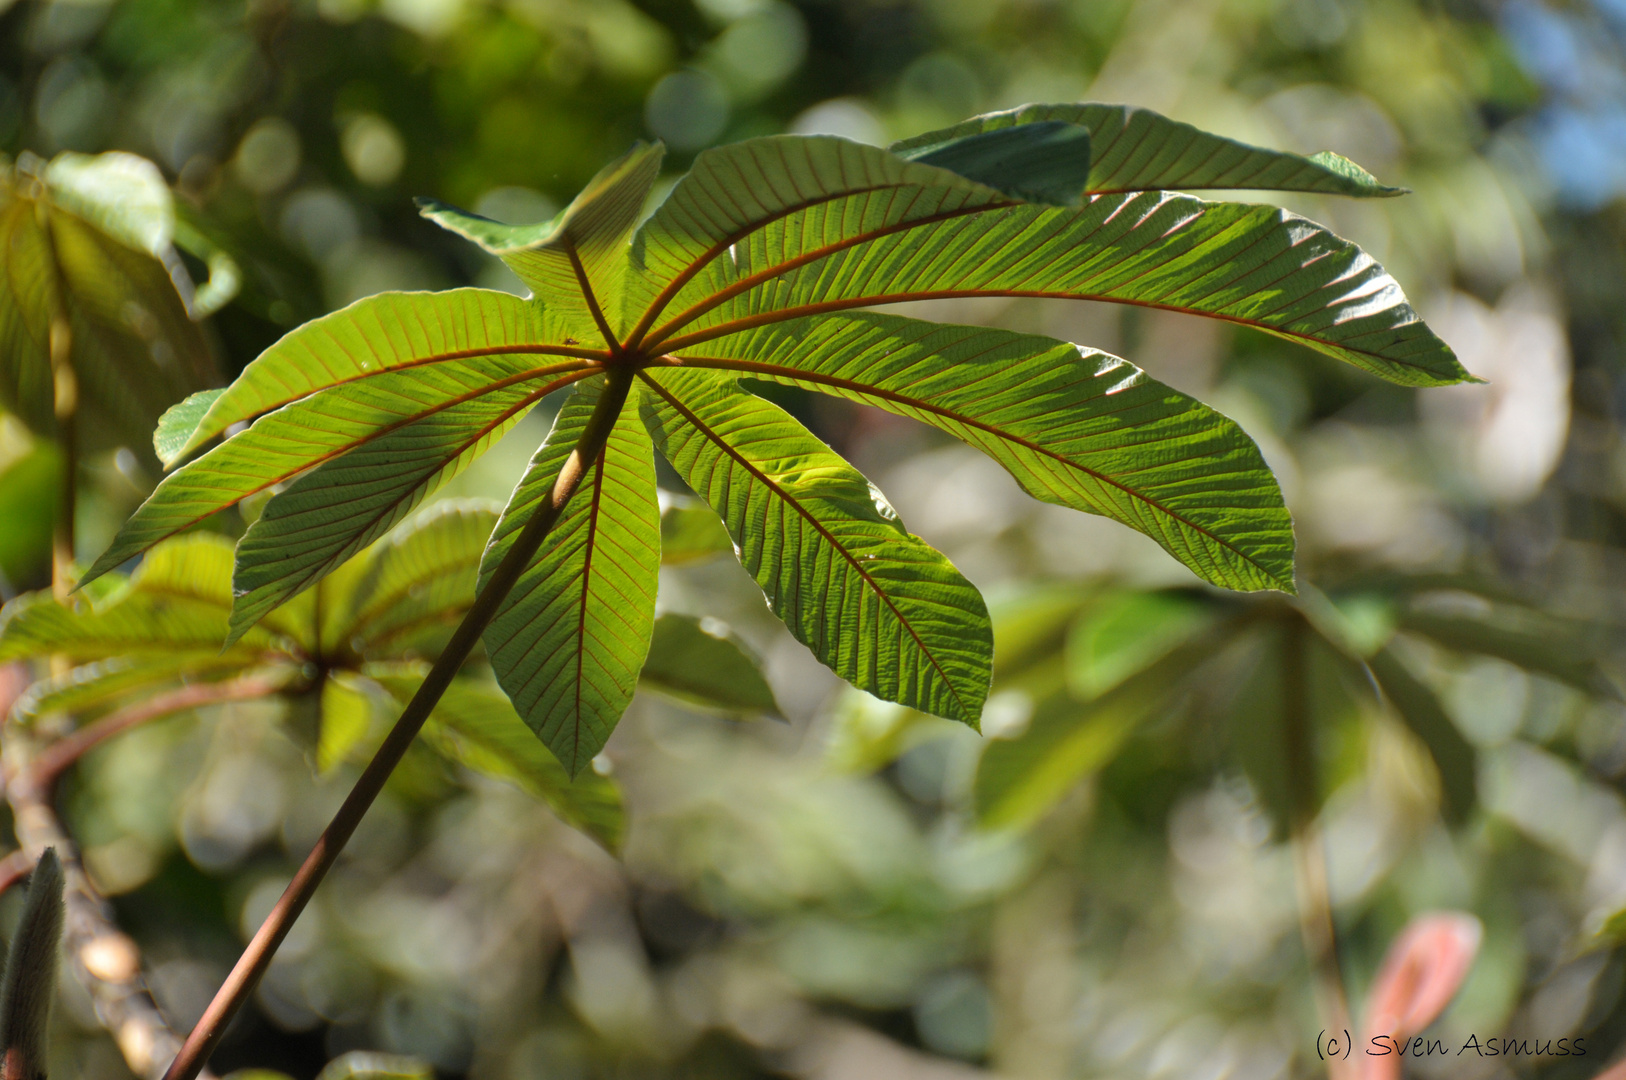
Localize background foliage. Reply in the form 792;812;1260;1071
3;0;1626;1078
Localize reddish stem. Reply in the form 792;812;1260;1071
0;849;31;895
161;367;636;1080
25;674;286;795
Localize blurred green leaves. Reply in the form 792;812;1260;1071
954;574;1622;834
0;0;1608;1074
0;150;231;454
0;502;627;849
639;613;780;717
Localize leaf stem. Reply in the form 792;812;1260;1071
25;673;287;794
161;368;637;1080
40;208;78;601
1282;612;1355;1080
564;238;624;358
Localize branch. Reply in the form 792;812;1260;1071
4;781;210;1080
164;367;638;1080
0;665;239;1080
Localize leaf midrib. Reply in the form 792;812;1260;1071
639;370;974;719
653;288;1429;375
192;350;604;456
666;355;1287;587
638;199;1013;352
572;447;610;768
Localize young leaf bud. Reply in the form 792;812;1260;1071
0;849;65;1080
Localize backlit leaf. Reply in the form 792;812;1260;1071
626;135;1463;387
673;312;1293;592
172;289;590;466
86;346;587;593
480;377;661;776
225;381;557;644
639;367;992;726
418;143;663;338
0;155;220;451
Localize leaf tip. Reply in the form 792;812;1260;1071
77;552;123;592
221;608;257;651
1306;150;1407;197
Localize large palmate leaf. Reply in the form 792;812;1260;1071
481;377;661;775
0;151;229;454
639;367;991;725
86;102;1473;791
668;311;1293;592
622;131;1464;387
892;103;1404;198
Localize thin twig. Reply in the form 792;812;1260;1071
163;366;637;1080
